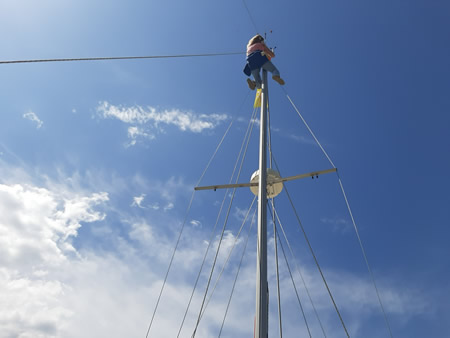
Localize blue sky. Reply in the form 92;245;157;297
1;0;449;337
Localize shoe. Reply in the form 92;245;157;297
272;75;285;85
247;78;256;90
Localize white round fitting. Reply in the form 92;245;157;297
250;168;283;198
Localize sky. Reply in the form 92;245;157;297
1;0;449;337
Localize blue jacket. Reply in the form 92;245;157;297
243;51;269;76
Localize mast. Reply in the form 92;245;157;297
194;69;336;337
255;69;269;338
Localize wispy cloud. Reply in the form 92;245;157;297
97;101;228;145
137;175;190;206
23;111;43;129
149;203;160;210
190;219;201;227
131;193;146;208
131;194;171;211
237;115;317;147
0;165;432;338
234;205;255;222
320;216;352;233
163;202;174;211
288;133;317;145
126;126;155;147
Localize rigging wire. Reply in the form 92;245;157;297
0;52;244;65
274;219;312;338
284;184;350;337
184;106;259;331
199;196;257;323
241;0;259;34
283;88;394;337
218;207;257;337
272;198;284;338
176;91;253;337
176;187;228;337
266;85;283;337
282;88;336;168
191;172;241;338
4;3;392;333
273;158;351;338
267;83;274;169
271;204;327;338
191;195;256;331
338;174;394;338
192;106;259;337
145;116;235;338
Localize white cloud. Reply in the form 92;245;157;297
129;175;190;208
0;181;109;337
0;183;108;269
149;203;160;210
0;268;73;338
0;168;431;338
164;202;174;211
127;176;188;213
190;219;201;227
129;221;155;244
23;111;44;129
233;204;255;222
97;102;228;143
126;126;155;147
131;193;146;208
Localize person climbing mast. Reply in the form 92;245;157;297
243;34;285;90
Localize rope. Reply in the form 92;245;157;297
272;205;327;337
145;117;235;338
283;89;393;337
276;222;312;338
191;106;259;337
218;207;257;337
0;52;245;65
